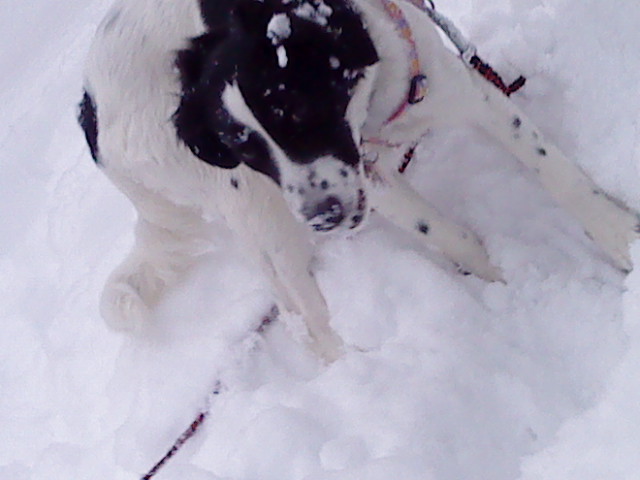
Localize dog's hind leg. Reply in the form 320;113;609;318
100;187;211;332
366;160;504;282
470;74;640;271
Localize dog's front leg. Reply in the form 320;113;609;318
256;240;344;363
365;159;503;282
471;74;640;272
223;175;343;362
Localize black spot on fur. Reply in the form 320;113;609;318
512;116;522;129
417;221;429;235
357;189;366;211
231;177;240;189
537;147;547;156
454;263;472;276
78;91;100;163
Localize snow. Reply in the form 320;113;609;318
293;0;333;26
267;13;292;45
277;46;289;68
2;0;640;479
520;243;640;480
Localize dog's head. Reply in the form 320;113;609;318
175;0;378;232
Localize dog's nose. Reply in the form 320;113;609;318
306;196;346;232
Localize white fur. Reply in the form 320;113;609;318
84;0;639;362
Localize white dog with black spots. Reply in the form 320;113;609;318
79;0;640;361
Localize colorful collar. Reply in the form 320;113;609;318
378;0;428;125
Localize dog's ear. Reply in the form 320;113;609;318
175;33;225;91
174;87;278;179
331;6;379;70
174;90;241;169
337;28;378;71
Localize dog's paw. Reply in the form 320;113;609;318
454;256;504;283
308;329;345;364
443;229;504;283
581;191;640;273
100;281;151;333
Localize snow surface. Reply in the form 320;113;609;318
2;0;640;479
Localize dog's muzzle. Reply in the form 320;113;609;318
305;195;346;232
279;155;368;234
302;187;367;233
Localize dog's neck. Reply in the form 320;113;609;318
353;0;426;142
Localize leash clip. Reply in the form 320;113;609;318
461;46;477;67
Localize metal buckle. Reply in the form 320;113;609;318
408;74;428;104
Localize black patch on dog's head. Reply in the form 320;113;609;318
78;90;100;163
175;0;378;185
174;26;280;180
233;0;378;166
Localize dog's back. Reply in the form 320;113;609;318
81;0;225;206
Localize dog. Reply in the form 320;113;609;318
79;0;640;361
